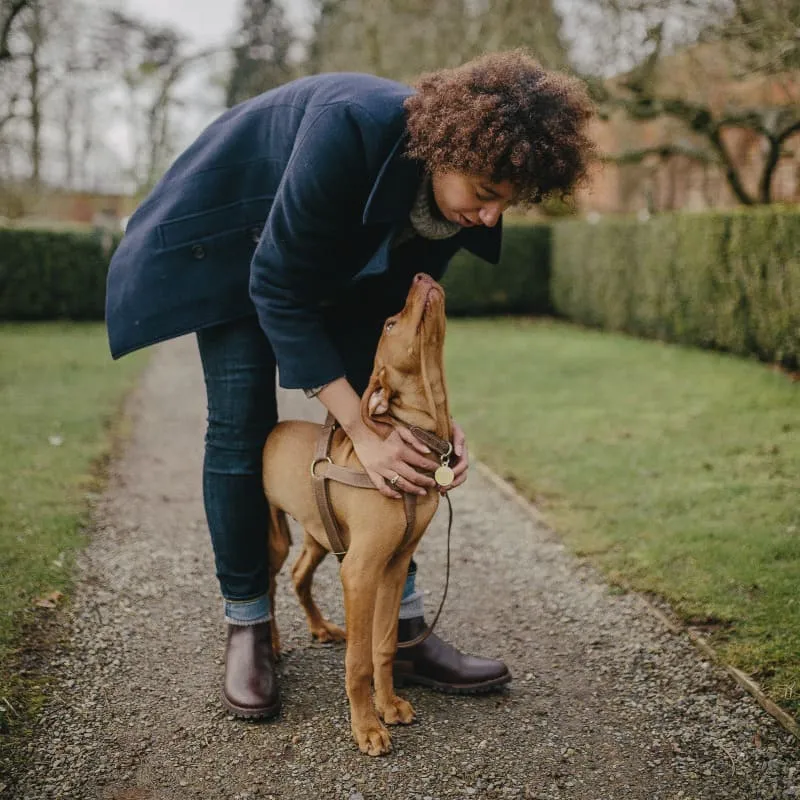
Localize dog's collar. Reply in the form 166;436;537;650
406;424;452;460
376;412;455;489
376;411;452;458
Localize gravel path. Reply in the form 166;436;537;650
10;335;798;800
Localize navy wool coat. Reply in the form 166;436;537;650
106;73;502;390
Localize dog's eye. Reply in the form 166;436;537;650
385;321;395;332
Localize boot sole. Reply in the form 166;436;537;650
393;670;512;695
220;689;281;720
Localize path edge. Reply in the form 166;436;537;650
0;351;154;796
472;459;800;741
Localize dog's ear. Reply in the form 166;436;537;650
360;368;392;432
368;383;389;416
367;368;392;416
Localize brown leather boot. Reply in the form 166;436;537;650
222;621;281;719
393;616;511;694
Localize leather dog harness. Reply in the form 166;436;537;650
310;413;454;648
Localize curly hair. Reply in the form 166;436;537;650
403;50;596;204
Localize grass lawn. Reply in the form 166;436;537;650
446;318;799;717
0;323;146;744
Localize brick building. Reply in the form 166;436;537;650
578;44;800;214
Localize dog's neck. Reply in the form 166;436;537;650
378;359;451;445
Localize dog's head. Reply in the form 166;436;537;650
361;273;451;440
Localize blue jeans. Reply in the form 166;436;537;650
197;314;417;624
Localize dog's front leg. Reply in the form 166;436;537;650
340;555;392;756
372;555;415;726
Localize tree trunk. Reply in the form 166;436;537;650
27;0;41;186
62;85;75;188
708;128;755;205
79;93;93;189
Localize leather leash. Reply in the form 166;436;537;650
310;412;454;649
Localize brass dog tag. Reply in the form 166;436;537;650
434;465;455;487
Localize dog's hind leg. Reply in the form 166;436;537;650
292;531;346;643
372;554;416;726
267;504;291;657
340;554;392;756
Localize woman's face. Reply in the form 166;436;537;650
430;171;515;229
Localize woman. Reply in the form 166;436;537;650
106;50;594;719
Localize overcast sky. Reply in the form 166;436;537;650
87;0;315;179
104;0;313;47
85;0;598;188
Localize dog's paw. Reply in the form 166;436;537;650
311;620;346;643
352;719;392;756
377;695;415;726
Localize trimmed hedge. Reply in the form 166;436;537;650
1;221;551;322
551;206;800;368
443;220;551;315
0;227;115;320
3;208;798;370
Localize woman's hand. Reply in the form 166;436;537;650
437;419;469;494
350;424;440;500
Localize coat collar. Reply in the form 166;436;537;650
362;133;503;265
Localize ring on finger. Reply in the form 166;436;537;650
389;473;400;488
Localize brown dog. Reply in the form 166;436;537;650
262;272;451;756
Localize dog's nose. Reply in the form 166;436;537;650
413;273;431;285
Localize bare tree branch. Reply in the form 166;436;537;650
0;93;18;130
142;45;220;189
602;144;718;164
776;119;800;146
707;127;756;205
760;119;800;202
0;0;29;62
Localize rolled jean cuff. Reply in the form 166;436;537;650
224;594;271;626
398;590;425;619
401;569;417;601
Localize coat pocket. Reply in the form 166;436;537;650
157;195;274;251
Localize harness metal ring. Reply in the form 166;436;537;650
310;456;333;478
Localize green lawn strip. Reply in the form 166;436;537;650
446;318;799;717
0;323;147;764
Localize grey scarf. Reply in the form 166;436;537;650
393;173;461;248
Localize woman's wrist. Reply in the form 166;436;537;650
316;378;369;441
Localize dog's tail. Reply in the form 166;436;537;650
268;504;292;572
267;504;292;657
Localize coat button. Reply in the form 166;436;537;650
250;226;262;244
191;244;205;259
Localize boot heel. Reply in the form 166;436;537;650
392;668;408;688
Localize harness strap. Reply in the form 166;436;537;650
311;414;347;559
313;460;375;489
312;414;418;562
310;413;451;650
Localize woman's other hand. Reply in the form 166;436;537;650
350;424;440;500
441;419;469;493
